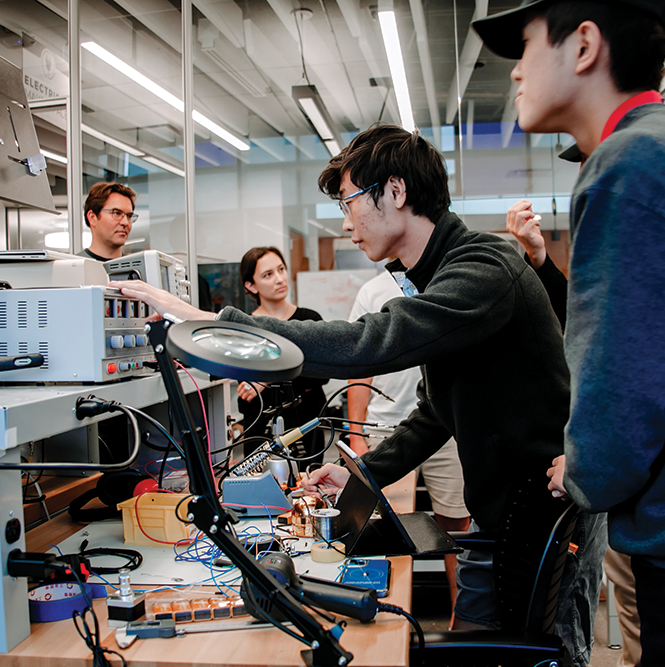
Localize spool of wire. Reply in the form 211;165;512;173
311;508;340;542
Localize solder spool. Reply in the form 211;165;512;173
310;508;340;542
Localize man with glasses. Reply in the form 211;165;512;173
78;182;138;261
113;123;605;665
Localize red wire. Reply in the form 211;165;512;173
223;503;292;511
173;361;214;478
132;493;192;545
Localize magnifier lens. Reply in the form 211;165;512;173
192;328;281;361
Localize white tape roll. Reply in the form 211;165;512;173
310;541;346;563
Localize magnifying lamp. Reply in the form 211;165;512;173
146;318;351;667
164;320;304;382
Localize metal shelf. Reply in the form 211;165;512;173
0;370;225;452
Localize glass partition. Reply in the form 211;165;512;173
4;0;579;280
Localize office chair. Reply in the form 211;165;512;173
412;477;581;667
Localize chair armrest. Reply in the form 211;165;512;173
447;531;497;553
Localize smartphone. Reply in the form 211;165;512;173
339;559;391;597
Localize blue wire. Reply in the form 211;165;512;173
49;543;64;556
90;572;120;590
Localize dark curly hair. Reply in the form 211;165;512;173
318;124;450;224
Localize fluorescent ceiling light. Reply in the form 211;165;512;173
82;123;145;157
292;84;345;158
82;41;250;151
326;140;341;156
378;11;415;132
191;111;249;152
82;42;183;110
298;98;334;140
143;156;186;177
40;149;67;164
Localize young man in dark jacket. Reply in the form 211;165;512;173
114;124;605;666
474;1;665;664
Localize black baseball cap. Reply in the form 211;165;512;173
472;0;665;60
558;143;585;163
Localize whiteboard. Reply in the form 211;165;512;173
297;269;378;321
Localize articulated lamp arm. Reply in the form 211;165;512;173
146;318;353;667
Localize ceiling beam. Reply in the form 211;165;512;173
445;0;488;125
266;0;363;127
322;0;401;127
409;0;440;147
192;0;244;49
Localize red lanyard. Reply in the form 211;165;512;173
600;90;663;142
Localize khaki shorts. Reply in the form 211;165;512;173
368;436;468;519
418;438;468;519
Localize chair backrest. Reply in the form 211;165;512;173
525;501;580;633
493;477;580;634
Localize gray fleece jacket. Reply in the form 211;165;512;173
218;212;570;530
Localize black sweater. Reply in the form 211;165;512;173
238;307;327;459
219;212;569;530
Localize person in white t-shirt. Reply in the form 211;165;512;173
346;269;470;623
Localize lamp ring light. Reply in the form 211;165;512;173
165;320;304;382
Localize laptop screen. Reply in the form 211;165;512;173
334;441;416;553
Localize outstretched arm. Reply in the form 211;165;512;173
109;280;216;322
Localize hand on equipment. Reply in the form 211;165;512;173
109;279;214;322
301;463;350;500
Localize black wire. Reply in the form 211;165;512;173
325;417;395;428
218;380;269;480
78;543;143;575
378;603;425;662
208;442;237;456
219;442;273;480
157;443;173;490
96;436;114;462
318;382;389;418
22;470;45;503
0;405;142;472
293;10;311;85
232;381;266;444
312;527;351;558
140;431;170;452
21;466;43;489
221;435;271;461
63;566;127;667
125;406;185;458
175;494;195;523
344;430;372;438
271;418;336;463
220;420;336;480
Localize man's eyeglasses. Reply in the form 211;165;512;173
100;208;139;223
338;182;379;216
